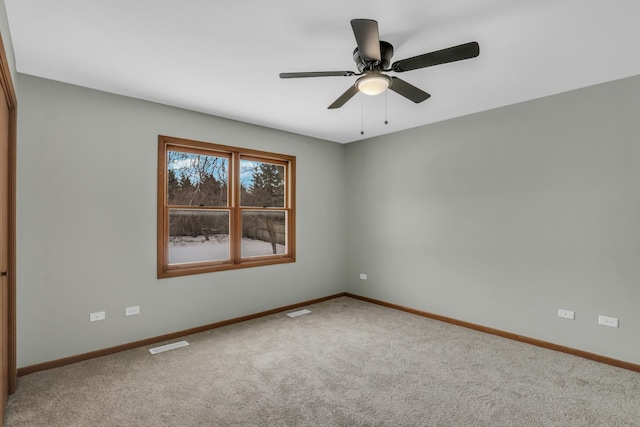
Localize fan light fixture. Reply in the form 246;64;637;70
356;74;391;95
279;19;479;109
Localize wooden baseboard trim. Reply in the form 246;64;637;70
20;292;638;376
17;292;347;377
345;293;640;373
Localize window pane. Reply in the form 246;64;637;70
168;150;228;206
169;209;229;265
240;159;285;207
241;211;287;258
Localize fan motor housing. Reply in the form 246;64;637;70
353;41;394;72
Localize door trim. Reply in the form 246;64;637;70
0;32;18;394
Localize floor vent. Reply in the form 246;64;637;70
287;309;311;318
149;341;189;355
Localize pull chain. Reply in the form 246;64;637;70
384;90;389;125
360;105;364;135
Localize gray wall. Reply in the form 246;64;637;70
11;28;640;366
346;74;640;364
16;75;346;367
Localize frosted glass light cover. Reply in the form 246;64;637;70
357;76;389;95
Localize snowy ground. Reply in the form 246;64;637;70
169;234;285;264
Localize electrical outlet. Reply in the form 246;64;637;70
360;273;367;280
558;309;575;320
125;306;140;316
598;315;619;328
89;311;106;322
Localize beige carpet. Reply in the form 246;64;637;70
5;297;640;426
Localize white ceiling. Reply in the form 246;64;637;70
5;0;640;143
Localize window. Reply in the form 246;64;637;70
157;135;295;278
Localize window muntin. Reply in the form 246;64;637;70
158;136;295;278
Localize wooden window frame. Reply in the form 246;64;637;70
157;135;296;278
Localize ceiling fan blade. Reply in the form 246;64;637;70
391;41;480;73
351;19;381;63
280;71;356;79
389;77;431;103
328;85;359;109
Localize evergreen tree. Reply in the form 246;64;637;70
250;163;284;207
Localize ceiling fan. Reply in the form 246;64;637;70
280;19;480;109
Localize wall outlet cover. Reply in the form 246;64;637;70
125;306;140;316
558;309;575;320
89;311;106;322
598;315;619;328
